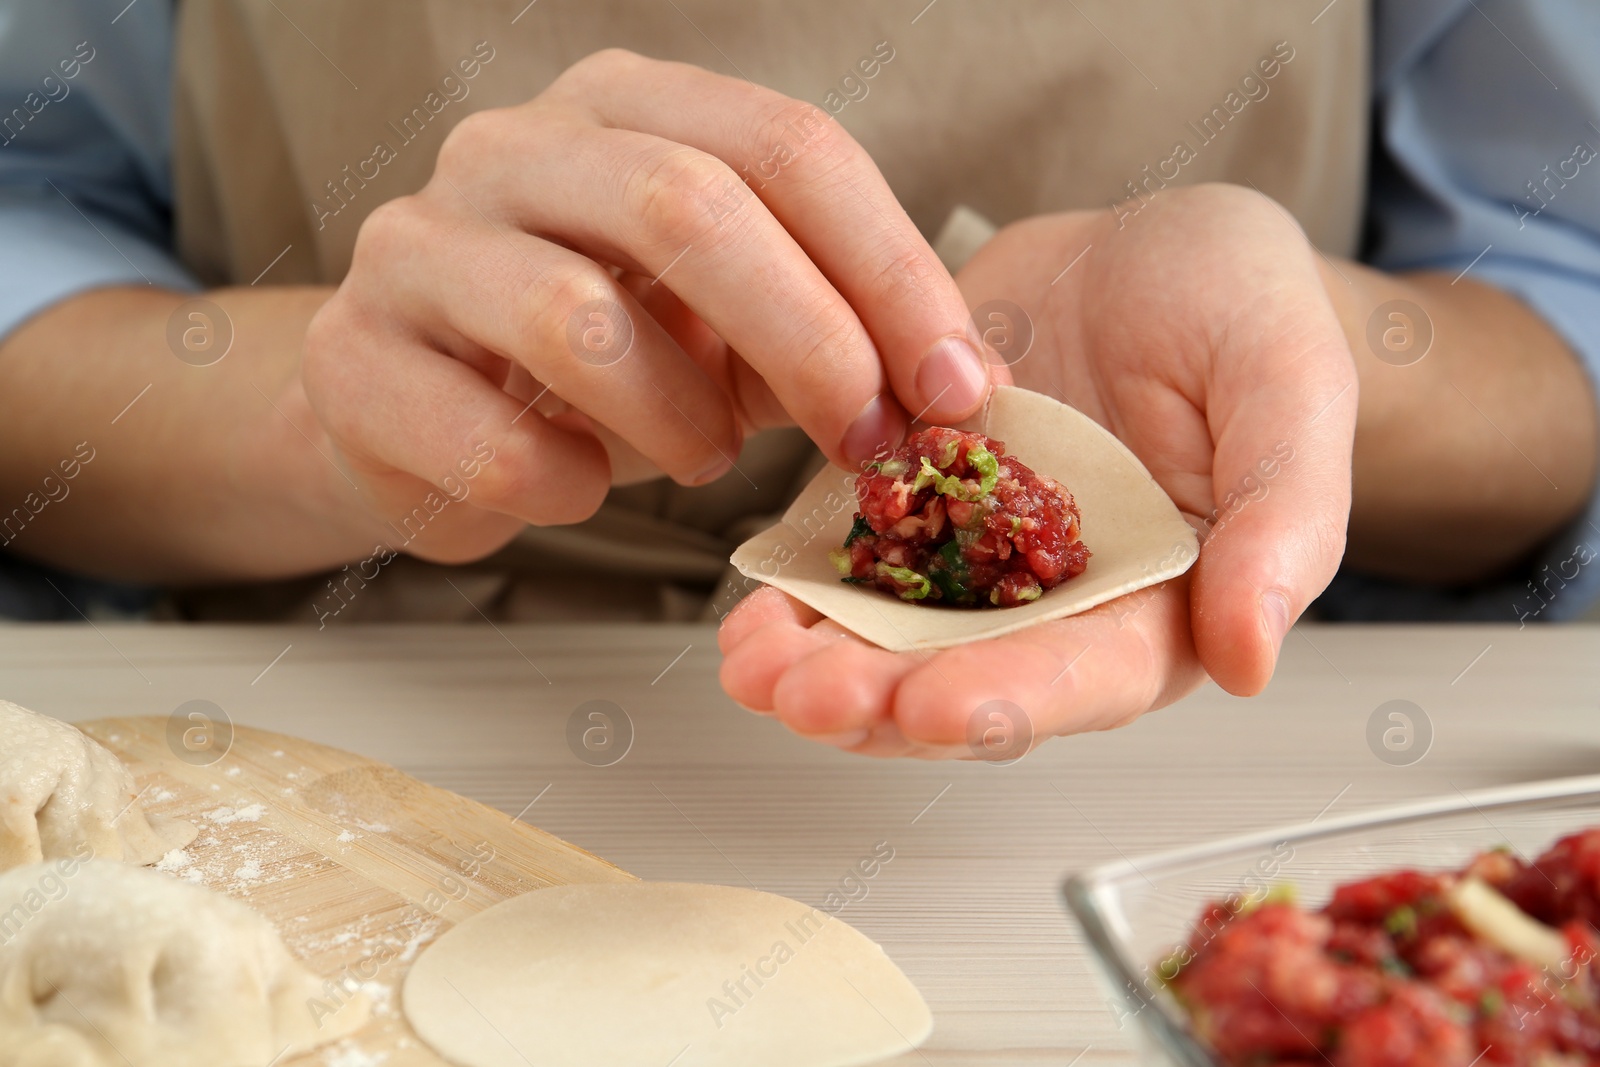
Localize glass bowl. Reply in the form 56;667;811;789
1063;774;1600;1067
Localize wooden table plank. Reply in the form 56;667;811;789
2;622;1597;1065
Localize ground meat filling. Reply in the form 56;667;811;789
832;427;1089;607
1166;830;1600;1067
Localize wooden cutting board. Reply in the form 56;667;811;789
80;717;637;1067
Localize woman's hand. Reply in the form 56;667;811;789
718;184;1357;757
303;48;987;563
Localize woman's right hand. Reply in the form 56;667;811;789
303;48;991;562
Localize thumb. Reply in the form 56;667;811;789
1190;287;1356;695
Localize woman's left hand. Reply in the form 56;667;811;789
717;184;1357;758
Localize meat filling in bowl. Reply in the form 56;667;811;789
1166;828;1600;1067
831;427;1089;607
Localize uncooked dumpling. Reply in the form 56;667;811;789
404;882;932;1067
0;860;370;1067
0;700;195;871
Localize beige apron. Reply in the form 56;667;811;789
168;0;1368;624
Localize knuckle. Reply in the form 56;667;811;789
475;445;606;525
748;100;851;177
864;244;948;305
624;147;740;251
550;48;654;104
1183;181;1266;212
523;265;621;361
784;309;864;388
546;263;617;318
301;302;366;437
436;108;505;177
351;195;425;270
1190;182;1304;238
463;448;532;509
566;47;646;83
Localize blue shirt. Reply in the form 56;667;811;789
0;0;196;324
1323;0;1600;622
2;0;1599;622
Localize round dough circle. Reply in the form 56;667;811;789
403;882;932;1067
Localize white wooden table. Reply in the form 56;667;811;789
2;622;1596;1065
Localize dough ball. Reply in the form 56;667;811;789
0;701;196;872
0;859;370;1067
404;882;932;1067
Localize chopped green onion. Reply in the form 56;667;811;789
988;583;1042;606
1156;949;1188;984
843;515;872;547
910;445;1000;503
1234;883;1298;916
928;540;972;605
965;444;1000;496
914;456;978;501
1479;988;1504;1017
1379;956;1414;977
954;522;986;548
828;548;853;576
910;456;946;495
1385;905;1418;940
875;563;932;600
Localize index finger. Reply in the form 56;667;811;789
552;50;992;453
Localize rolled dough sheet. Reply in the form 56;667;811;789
403;882;932;1067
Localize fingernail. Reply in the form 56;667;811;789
840;394;906;468
808;728;870;749
1262;590;1292;650
915;335;989;418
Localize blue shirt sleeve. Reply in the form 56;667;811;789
0;0;187;618
1317;0;1600;622
0;0;196;343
